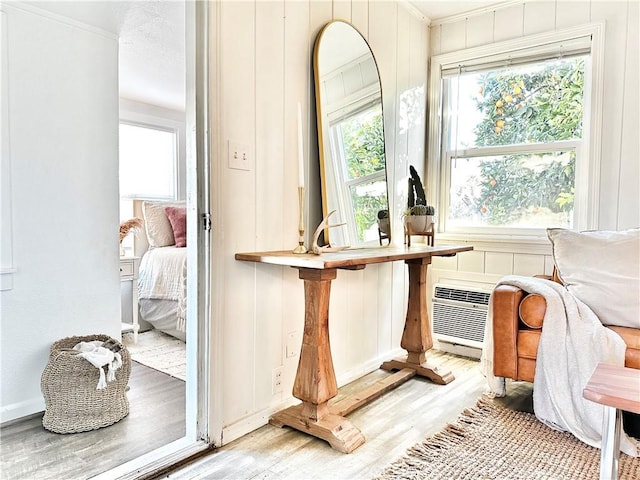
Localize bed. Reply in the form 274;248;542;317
137;201;187;342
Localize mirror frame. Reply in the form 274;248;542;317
313;20;390;248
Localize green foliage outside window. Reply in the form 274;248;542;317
340;109;387;241
475;152;575;225
473;59;584;145
341;110;385;179
459;58;584;225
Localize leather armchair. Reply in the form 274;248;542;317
491;275;640;437
492;277;640;383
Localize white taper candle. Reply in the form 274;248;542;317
297;102;305;188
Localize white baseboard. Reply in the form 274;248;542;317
1;397;44;425
435;341;482;360
220;348;406;446
221;397;299;445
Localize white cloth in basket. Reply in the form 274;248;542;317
73;341;122;390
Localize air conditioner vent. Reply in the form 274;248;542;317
433;303;486;344
434;285;490;306
432;283;492;351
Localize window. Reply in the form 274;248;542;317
119;122;177;200
329;102;387;243
119;122;178;255
429;25;604;239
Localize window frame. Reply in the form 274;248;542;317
118;120;179;201
323;86;386;245
427;23;605;246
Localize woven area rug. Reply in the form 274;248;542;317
122;330;186;381
375;398;640;480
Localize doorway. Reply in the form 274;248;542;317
104;0;212;477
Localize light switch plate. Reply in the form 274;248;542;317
286;331;300;358
228;140;249;171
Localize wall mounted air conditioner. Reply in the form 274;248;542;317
432;284;492;354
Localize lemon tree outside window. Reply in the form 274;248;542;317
429;26;604;239
445;56;585;231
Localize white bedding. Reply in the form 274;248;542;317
137;246;186;338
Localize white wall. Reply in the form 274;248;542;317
427;0;639;288
209;0;429;444
0;4;120;422
210;0;640;445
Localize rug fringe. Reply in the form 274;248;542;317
374;396;640;480
385;398;502;466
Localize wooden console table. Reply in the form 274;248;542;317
235;244;472;453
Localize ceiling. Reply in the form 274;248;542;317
27;0;186;111
26;1;497;112
409;1;497;20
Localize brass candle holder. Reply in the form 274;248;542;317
293;186;307;254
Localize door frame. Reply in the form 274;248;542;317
97;2;214;478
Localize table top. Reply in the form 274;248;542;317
583;363;640;414
235;245;473;270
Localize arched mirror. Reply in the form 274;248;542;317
314;21;390;248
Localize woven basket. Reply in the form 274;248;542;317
41;334;131;434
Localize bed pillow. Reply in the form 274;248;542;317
547;228;640;328
165;206;187;247
142;201;184;247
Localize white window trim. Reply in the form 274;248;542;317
427;22;605;249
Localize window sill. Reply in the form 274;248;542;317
435;232;552;255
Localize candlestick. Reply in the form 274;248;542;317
293;186;307;254
297;102;305;188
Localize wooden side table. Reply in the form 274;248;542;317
583;363;640;480
119;256;140;343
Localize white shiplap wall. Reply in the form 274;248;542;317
428;0;639;288
209;1;429;444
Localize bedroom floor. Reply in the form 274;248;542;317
0;361;186;480
123;330;187;380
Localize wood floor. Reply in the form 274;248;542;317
0;362;186;480
162;351;533;480
0;352;532;480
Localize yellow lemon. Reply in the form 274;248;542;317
495;100;504;108
513;86;522;95
496;120;505;128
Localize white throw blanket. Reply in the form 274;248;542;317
137;247;187;332
480;275;639;456
73;341;123;390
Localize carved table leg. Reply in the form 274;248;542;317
269;268;365;453
380;257;454;385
